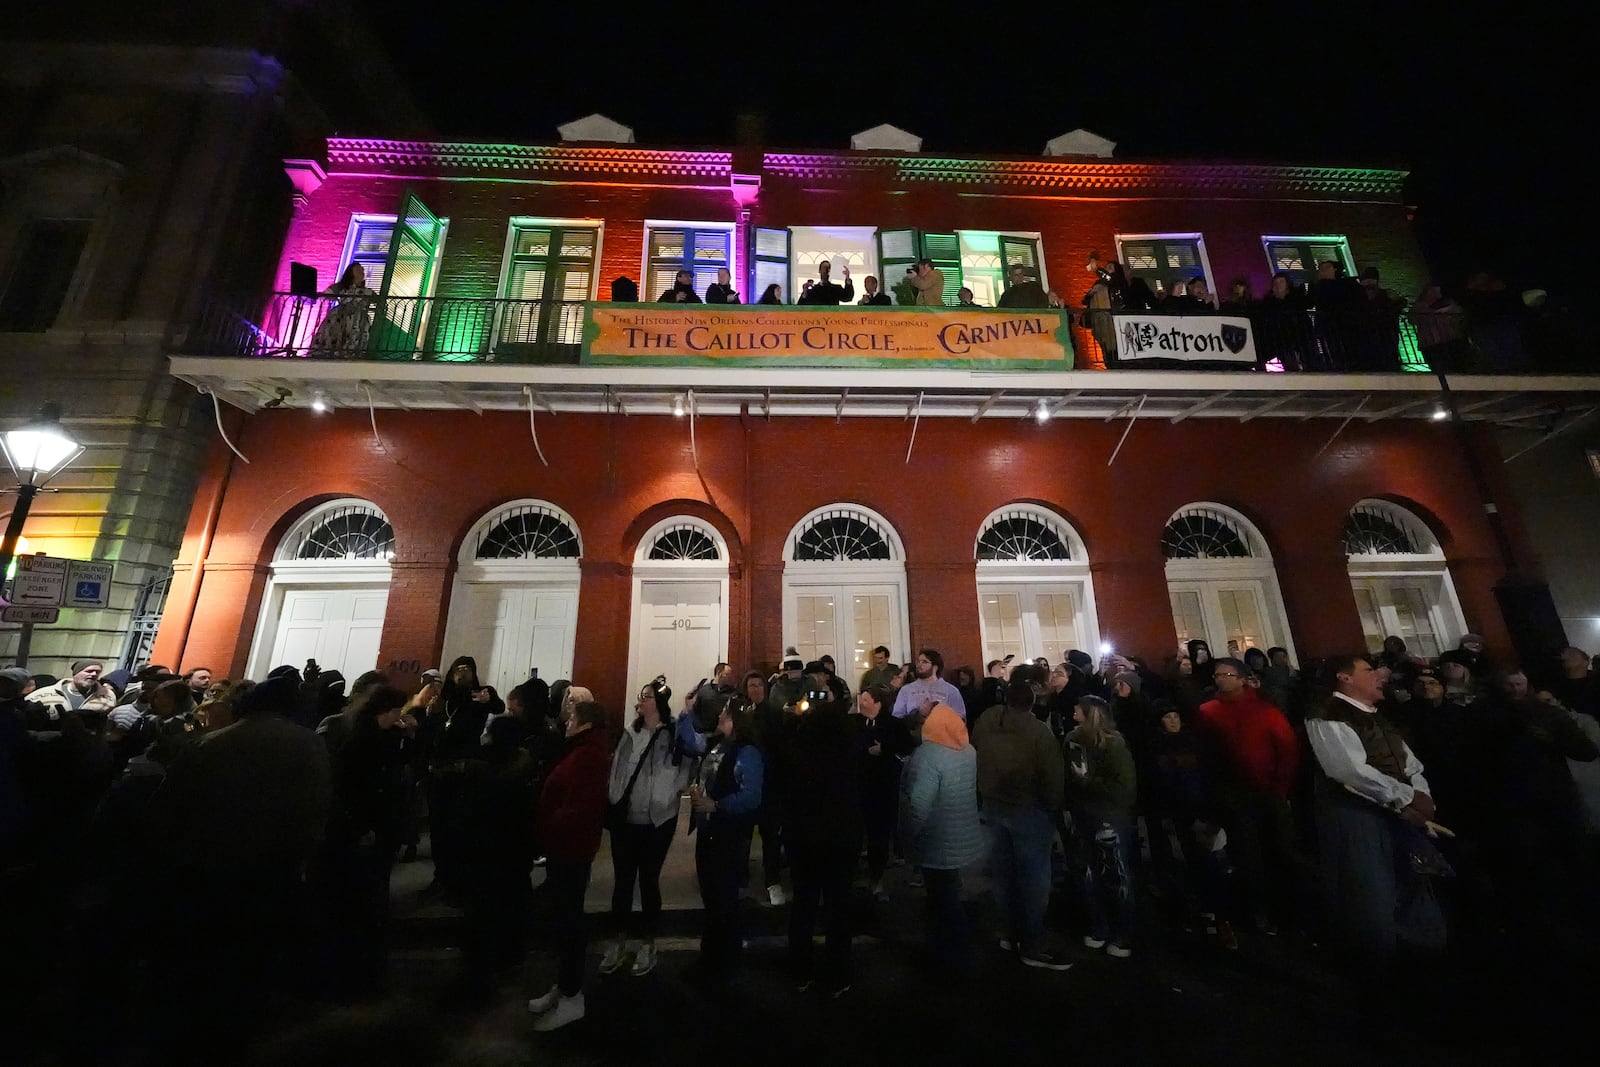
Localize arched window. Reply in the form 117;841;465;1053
646;522;722;561
974;505;1100;666
783;504;907;685
1161;506;1259;560
277;500;395;561
1162;503;1293;662
250;498;393;682
443;500;584;697
471;501;582;560
977;509;1074;562
1343;501;1435;557
791;507;899;562
1344;499;1461;660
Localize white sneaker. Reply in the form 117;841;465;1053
1083;935;1107;949
526;984;560;1015
1105;943;1133;959
767;884;787;907
598;940;627;975
630;942;657;976
531;991;585;1032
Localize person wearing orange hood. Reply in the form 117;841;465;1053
901;704;984;975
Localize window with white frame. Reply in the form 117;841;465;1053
975;505;1099;666
1262;235;1354;285
1343;499;1465;659
644;224;734;302
340;216;398;294
784;504;907;685
787;226;876;304
497;220;599;347
1163;503;1294;660
1116;233;1215;299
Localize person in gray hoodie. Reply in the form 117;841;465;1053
598;678;693;978
901;703;984;974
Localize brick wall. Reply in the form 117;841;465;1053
157;408;1528;714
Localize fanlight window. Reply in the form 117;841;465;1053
1162;507;1254;560
648;523;721;561
1343;504;1425;556
475;503;581;559
793;509;893;561
977;511;1072;561
290;504;394;561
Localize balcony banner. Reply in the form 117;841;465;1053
581;305;1073;368
1112;313;1257;363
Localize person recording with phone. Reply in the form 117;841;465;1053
416;656;502;902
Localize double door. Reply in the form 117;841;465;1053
266;585;389;680
631;581;724;706
443;582;578;697
785;583;903;688
977;582;1087;666
1168;579;1275;658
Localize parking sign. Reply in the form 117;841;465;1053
63;560;115;609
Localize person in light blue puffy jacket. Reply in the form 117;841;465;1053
900;703;983;974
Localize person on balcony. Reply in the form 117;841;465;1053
1256;271;1309;369
798;259;854;305
997;264;1048;308
758;284;784;304
903;258;945;307
704;268;739;304
658;270;702;303
1220;280;1254;316
857;275;892;306
957;287;984;307
307;263;374;358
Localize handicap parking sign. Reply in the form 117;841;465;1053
75;581;101;600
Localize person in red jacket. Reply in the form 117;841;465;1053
527;698;611;1032
1196;657;1302;936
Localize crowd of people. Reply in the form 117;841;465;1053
634;253;1547;375
3;630;1596;1052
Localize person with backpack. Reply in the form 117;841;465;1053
596;678;692;979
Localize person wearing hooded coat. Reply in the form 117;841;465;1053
418;656;502;898
900;704;983;974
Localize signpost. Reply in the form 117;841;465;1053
1;553;115;667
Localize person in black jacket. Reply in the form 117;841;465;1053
857;275;892;306
704;268;739;304
797;260;854;305
856;683;912;901
777;681;863;996
319;683;409;998
418;656;501;900
658;270;702;303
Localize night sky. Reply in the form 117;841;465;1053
358;8;1579;303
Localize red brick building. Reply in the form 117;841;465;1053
157;119;1596;711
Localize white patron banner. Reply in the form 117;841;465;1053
1114;313;1258;363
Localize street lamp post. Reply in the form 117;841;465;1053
1;403;86;664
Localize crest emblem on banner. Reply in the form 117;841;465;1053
1220;323;1248;354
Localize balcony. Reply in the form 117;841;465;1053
185;293;589;364
184;292;1537;377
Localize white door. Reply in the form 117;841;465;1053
269;585;389;680
786;583;903;685
632;581;722;704
1351;579;1444;659
978;582;1086;665
1168;579;1274;658
445;583;578;697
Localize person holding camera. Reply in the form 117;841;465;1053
598;678;693;979
797;259;854;305
904;258;946;307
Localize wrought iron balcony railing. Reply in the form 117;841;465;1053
184;293;589;363
181;292;1519;375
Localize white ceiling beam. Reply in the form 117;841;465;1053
970;391;1006;422
1170;390;1235;424
1238;392;1304;421
438;382;482;414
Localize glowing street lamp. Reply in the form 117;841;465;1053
0;402;85;586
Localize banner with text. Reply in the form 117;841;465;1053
1114;313;1258;363
582;305;1074;368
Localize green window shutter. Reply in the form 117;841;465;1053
371;191;444;356
921;232;962;305
752;226;789;303
877;228;919;303
495;223;597;352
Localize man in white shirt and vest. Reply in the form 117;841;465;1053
1305;654;1446;960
